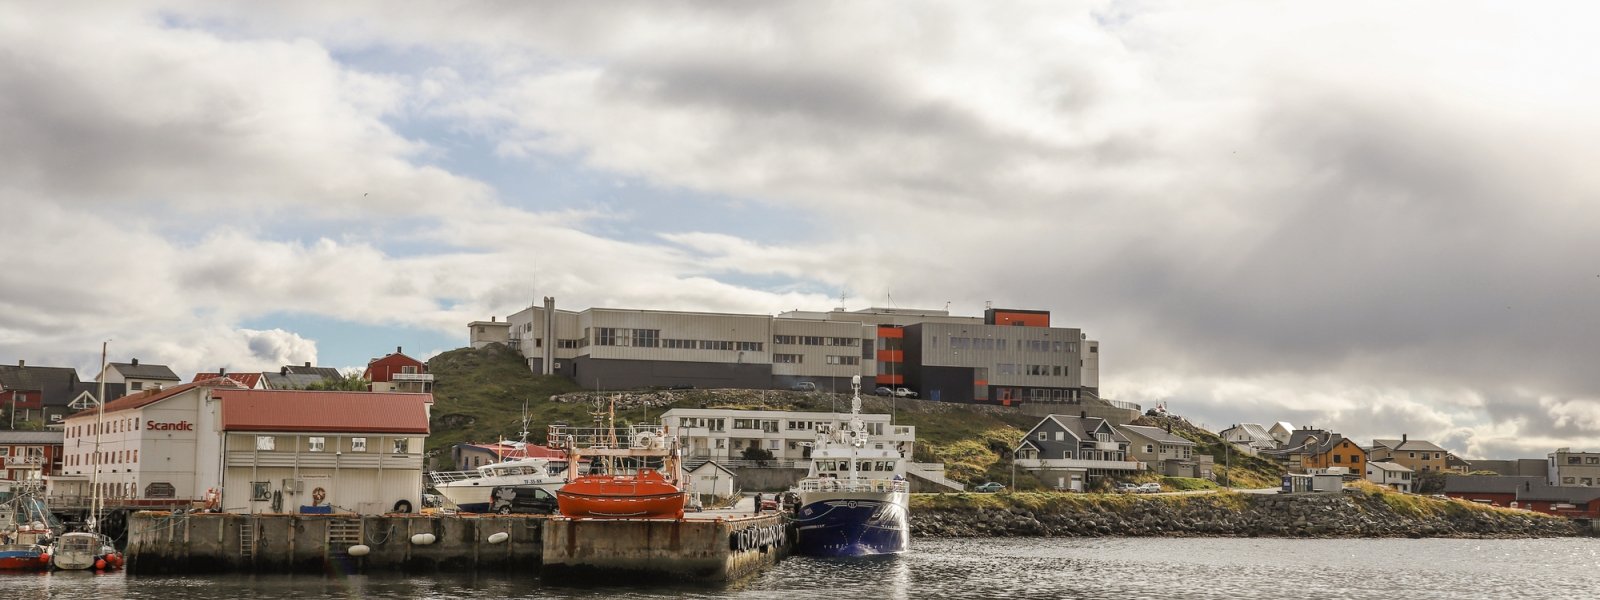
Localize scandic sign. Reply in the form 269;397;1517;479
147;420;194;431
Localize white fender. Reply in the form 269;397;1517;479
411;533;437;545
487;531;510;545
347;544;371;557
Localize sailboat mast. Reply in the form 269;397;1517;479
92;341;106;532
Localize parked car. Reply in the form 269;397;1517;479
874;386;894;396
893;387;918;398
667;383;695;390
974;482;1005;493
791;381;817;392
1136;482;1162;494
491;485;559;514
1114;482;1139;494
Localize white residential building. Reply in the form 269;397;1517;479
1366;461;1414;493
660;408;915;465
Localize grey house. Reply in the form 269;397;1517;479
1120;424;1211;479
1014;412;1139;491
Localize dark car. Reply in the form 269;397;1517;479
791;381;817;392
874;386;894;396
491;485;559;515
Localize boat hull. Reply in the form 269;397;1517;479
0;547;49;571
794;490;909;556
556;472;685;519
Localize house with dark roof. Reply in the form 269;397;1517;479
1370;435;1450;473
1444;474;1600;516
1261;427;1366;476
0;360;116;424
1014;412;1139;491
1120;424;1210;479
99;358;180;394
261;362;344;390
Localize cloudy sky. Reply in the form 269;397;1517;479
3;2;1598;458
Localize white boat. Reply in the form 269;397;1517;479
428;456;567;513
792;375;910;556
52;531;118;570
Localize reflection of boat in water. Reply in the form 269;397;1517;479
51;531;120;571
550;400;686;520
429;457;566;513
792;376;910;556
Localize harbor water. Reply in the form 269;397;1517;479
6;536;1599;599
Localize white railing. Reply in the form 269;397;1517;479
427;470;478;484
797;478;908;493
1015;458;1144;471
392;373;434;382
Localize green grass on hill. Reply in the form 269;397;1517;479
425;345;587;456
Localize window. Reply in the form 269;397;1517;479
1055;431;1064;441
774;354;803;364
800;336;824;346
826;355;860;365
773;335;797;345
663;338;695;349
351;438;367;452
1564;477;1576;484
251;481;271;501
393;438;410;454
402;365;417;374
949;337;969;350
1037;432;1047;441
256;436;276;451
1145;444;1154;453
1588;457;1599;465
1333;455;1343;464
828;337;858;347
768;440;779;450
700;340;734;351
308;437;325;452
633;329;660;348
736;341;763;352
131;382;143;391
557;339;581;349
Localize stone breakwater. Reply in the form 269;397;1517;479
912;492;1584;538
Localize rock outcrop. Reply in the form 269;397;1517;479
912;491;1583;538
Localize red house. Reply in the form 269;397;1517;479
1444;474;1600;517
363;346;432;393
0;430;64;481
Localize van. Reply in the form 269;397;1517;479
791;381;817;392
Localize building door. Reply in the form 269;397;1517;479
931;389;941;402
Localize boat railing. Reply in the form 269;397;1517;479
797;478;908;494
548;424;671;450
427;470;479;484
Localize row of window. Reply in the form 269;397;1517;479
941;337;1079;353
253;436;408;453
773;354;861;365
68;449;137;467
772;335;858;347
995;364;1070;377
815;460;898;473
678;418;885;436
1563;456;1600;465
588;327;767;352
69;417;145;438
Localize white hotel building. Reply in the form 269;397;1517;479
659;408;916;466
55;379;432;515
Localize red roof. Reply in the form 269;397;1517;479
191;372;262;387
73;379;247;418
215;389;432;434
362;352;425;383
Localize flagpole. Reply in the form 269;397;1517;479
92;341;106;533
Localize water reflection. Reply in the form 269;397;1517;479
5;538;1600;599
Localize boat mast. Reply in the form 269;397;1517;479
91;341;106;533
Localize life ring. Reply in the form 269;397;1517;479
393;500;414;513
203;488;221;511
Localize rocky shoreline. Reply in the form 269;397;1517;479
911;491;1585;538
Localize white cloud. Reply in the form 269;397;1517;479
5;2;1600;457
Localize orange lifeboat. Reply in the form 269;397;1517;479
556;468;685;519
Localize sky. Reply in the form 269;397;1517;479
2;1;1598;459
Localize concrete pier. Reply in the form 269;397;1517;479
124;511;792;581
125;512;545;574
542;515;789;582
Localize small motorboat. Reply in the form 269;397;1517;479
52;531;122;571
556;468;686;519
0;542;51;571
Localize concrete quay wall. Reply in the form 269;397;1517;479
542;515;790;582
125;512;545;574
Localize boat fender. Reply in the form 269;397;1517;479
348;544;371;557
729;531;739;551
39;553;50;564
487;531;510;545
411;533;437;545
741;529;753;552
95;558;107;570
737;529;748;552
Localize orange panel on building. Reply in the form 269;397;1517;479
990;310;1050;327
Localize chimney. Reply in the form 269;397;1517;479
220;367;227;376
280;367;289;376
396;346;403;354
491;316;496;322
16;359;22;367
1080;410;1087;420
1166;423;1172;433
1402;433;1408;443
131;358;140;366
